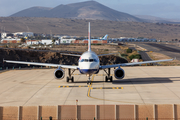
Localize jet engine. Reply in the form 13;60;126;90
114;67;125;79
54;68;65;79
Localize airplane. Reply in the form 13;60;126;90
84;34;108;41
4;22;174;84
101;34;108;40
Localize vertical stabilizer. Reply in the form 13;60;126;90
88;22;91;51
102;34;108;40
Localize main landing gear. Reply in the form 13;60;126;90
104;68;113;82
67;69;75;83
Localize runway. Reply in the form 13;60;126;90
0;66;180;106
135;43;180;60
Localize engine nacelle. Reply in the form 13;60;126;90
114;67;125;79
54;68;65;79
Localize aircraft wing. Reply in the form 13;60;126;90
60;53;81;57
3;60;79;69
100;58;174;69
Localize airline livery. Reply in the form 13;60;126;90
4;22;174;84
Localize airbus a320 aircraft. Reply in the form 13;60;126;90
4;22;174;84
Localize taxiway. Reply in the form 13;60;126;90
0;66;180;106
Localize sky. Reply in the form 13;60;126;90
0;0;180;19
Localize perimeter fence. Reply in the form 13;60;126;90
0;105;179;120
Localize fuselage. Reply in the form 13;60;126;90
78;51;100;76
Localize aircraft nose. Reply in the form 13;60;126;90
88;63;96;69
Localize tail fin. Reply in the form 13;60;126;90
102;34;108;40
88;22;91;51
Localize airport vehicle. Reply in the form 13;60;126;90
4;23;174;84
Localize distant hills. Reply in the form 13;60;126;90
135;15;180;23
1;17;180;41
10;1;144;22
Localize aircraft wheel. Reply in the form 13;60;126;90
71;77;74;82
110;76;113;82
66;77;69;82
87;81;89;84
105;76;108;82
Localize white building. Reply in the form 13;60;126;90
13;32;34;37
60;39;75;44
55;36;76;44
1;32;7;39
26;40;40;45
41;39;53;45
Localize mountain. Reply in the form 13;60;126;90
11;7;52;17
10;1;143;22
135;15;180;23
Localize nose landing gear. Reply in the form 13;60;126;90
86;74;92;84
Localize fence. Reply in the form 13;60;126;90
0;104;179;120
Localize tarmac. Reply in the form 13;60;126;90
0;66;180;106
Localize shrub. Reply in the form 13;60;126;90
126;49;132;53
121;54;128;57
129;54;141;60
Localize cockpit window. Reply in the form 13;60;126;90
84;59;88;62
94;59;98;62
80;59;98;62
80;59;84;62
89;59;94;62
